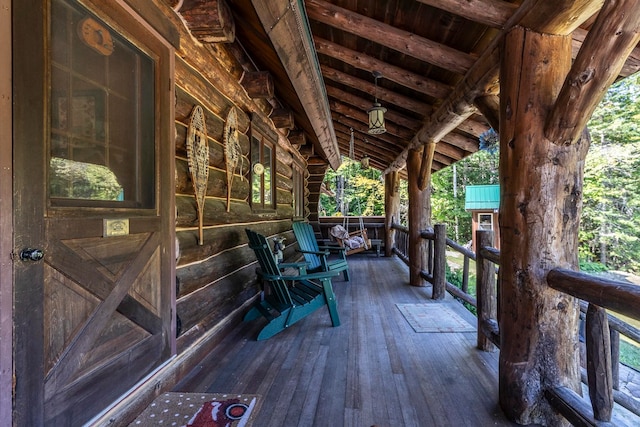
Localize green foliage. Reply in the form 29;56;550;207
432;149;499;244
49;157;123;200
620;340;640;371
579;74;640;273
319;157;385;216
578;259;609;273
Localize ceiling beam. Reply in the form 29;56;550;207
385;0;605;173
315;37;451;99
306;0;476;75
326;86;421;131
415;0;517;28
332;114;407;153
329;100;415;140
321;66;431;114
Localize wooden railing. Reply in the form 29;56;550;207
390;225;640;424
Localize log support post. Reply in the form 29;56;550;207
476;229;497;352
407;147;429;287
432;224;446;300
384;171;400;257
499;25;589;425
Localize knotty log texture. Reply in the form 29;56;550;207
545;0;640;146
179;0;235;43
407;148;429;287
417;142;436;191
385;0;603;174
585;304;614;421
498;25;588;425
548;268;640;320
240;71;274;99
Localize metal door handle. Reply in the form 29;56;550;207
19;248;44;261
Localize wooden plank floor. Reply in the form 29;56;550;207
175;255;519;427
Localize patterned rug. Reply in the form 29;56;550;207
396;303;476;333
129;392;261;427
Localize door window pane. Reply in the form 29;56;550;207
49;0;155;208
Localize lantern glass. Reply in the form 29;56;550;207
367;102;387;134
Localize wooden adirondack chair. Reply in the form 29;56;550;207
292;221;350;281
244;228;341;340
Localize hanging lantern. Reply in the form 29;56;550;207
368;71;386;135
361;155;370;169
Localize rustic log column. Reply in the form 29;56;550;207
384;171;400;257
432;224;446;299
499;26;588;425
407;147;429;287
476;229;497;352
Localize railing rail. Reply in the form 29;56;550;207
389;224;640;424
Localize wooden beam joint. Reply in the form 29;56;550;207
179;0;235;43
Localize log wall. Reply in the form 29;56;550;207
163;0;308;352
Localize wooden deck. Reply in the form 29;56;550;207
175;255;518;427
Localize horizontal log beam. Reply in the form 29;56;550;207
545;0;640;145
240;71;274;99
384;0;600;173
415;0;517;28
547;268;640;321
315;37;451;99
306;0;475;75
326;86;421;131
321;65;431;114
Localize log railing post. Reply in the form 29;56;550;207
385;172;400;257
610;329;620;391
432;224;446;300
476;230;497;352
586;303;614;421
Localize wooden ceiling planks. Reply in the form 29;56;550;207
221;0;640;179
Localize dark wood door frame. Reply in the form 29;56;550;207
0;0;13;424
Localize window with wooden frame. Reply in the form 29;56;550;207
250;121;276;210
292;162;305;219
478;213;493;231
49;0;155;209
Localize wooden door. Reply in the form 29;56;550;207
13;0;175;425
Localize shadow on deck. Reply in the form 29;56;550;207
175;254;517;427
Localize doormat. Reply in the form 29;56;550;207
129;392;261;427
396;303;476;333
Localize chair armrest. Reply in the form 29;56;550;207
278;261;308;274
318;245;347;253
296;249;330;256
258;269;340;281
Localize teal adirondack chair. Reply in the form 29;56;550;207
292;221;350;281
244;228;341;340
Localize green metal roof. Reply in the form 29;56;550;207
465;184;500;210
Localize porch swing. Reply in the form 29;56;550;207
329;128;371;255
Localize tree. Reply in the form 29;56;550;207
320;157;385;217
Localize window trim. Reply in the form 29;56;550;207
250;118;277;212
292;161;305;219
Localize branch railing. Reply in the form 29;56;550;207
389;223;640;424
